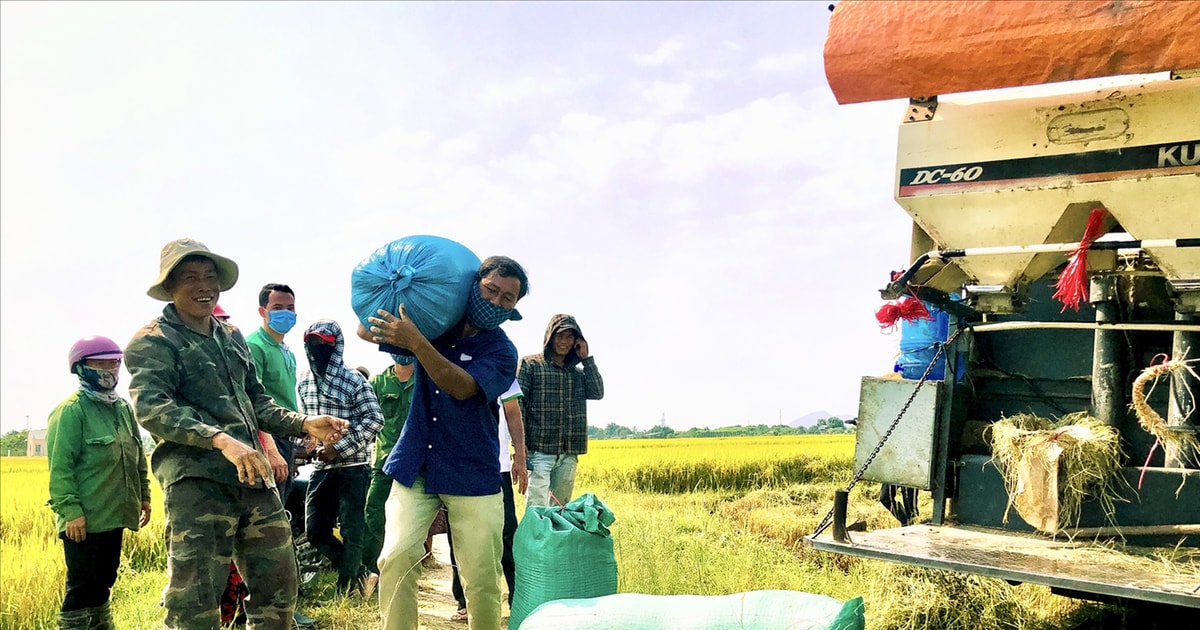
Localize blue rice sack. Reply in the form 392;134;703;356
350;235;480;343
518;591;865;630
510;493;618;630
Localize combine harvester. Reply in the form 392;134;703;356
807;0;1200;610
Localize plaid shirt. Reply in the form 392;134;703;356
297;319;384;469
518;354;604;455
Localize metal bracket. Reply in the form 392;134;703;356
905;96;938;122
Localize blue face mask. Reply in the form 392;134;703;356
465;283;517;330
390;352;416;366
267;310;297;335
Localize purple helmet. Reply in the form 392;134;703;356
68;336;123;373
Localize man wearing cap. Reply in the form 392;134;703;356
125;238;350;630
298;319;384;597
517;314;604;507
365;255;528;630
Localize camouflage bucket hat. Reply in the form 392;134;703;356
147;238;239;301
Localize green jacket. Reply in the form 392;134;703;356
46;391;151;534
368;365;415;471
126;304;308;489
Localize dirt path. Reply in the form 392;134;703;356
412;535;511;630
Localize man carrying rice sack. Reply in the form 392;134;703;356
366;255;529;630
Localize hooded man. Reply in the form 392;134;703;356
517;314;604;508
298;319;385;597
125;237;348;629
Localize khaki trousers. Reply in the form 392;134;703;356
378;477;502;630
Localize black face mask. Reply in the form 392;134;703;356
307;343;335;375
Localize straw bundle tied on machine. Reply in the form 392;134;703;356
1132;354;1200;469
987;412;1125;536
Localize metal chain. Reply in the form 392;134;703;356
811;327;963;538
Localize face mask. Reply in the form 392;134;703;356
390;352;416;366
465;283;515;331
267;310;297;335
307;343;335;374
77;364;119;391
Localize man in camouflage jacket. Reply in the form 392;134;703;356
125;238;348;630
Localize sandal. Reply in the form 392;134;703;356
450;608;468;623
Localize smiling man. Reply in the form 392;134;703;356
367;255;529;630
125;238;350;630
517;314;604;508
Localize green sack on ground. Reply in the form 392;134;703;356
518;591;866;630
510;493;618;630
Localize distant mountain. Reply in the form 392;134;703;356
788;410;853;428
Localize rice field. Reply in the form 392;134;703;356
583;435;855;494
0;435;1159;629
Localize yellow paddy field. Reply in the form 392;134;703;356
0;435;1134;629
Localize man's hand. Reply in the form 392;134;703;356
65;516;87;542
294;436;315;462
368;306;424;349
213;433;274;486
139;501;152;528
303;416;350;443
512;458;529;495
574;338;590;359
266;448;290;484
315;445;340;464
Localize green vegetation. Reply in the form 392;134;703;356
588;417;853;440
0;429;28;457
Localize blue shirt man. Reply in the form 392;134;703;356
366;255;528;630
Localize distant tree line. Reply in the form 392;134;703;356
1;428;155;456
587;416;853;440
1;429;27;456
4;417;853;456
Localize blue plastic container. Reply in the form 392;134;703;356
896;302;949;380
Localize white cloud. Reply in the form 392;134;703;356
754;52;810;73
641;81;694;117
632;38;684;67
439;135;480;159
479;72;603;108
481;76;543;107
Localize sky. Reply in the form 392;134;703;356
1;1;914;435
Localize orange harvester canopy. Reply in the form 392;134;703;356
823;0;1200;104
